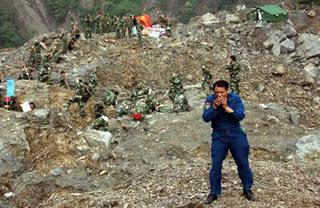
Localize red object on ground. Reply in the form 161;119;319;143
133;113;143;121
4;96;10;102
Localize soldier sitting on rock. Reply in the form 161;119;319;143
91;115;109;131
116;100;132;117
168;73;190;113
65;78;91;117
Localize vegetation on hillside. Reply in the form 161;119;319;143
0;4;24;48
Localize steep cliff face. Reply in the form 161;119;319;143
1;0;54;38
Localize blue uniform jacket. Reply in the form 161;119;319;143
202;93;245;132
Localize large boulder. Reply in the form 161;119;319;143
196;13;220;25
82;129;113;150
297;33;320;59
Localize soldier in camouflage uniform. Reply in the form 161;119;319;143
65;79;91;117
84;13;93;39
201;65;213;91
94;13;103;34
94;100;104;119
168;73;190;113
37;60;51;83
131;82;157;115
133;18;143;46
67;12;75;33
59;70;69;88
91;115;108;131
103;88;118;106
116;100;132;117
226;55;241;94
48;40;63;63
18;65;33;80
103;13;112;33
115;16;123;39
28;41;42;70
88;72;97;94
60;32;68;54
68;22;80;50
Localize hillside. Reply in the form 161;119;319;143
0;6;320;208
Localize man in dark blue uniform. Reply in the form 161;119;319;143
202;80;254;204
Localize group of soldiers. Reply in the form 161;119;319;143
81;12;144;44
21;23;81;84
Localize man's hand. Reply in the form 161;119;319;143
221;96;228;109
213;96;222;109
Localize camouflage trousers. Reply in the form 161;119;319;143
85;27;92;39
173;94;189;113
230;78;240;95
66;96;86;117
92;117;108;131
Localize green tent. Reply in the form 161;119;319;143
247;5;288;22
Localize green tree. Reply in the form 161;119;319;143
46;0;79;23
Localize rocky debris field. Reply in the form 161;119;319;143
0;7;320;208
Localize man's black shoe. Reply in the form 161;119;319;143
243;190;255;201
205;194;218;204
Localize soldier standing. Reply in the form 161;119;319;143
226;55;241;94
115;16;123;39
201;65;213;91
133;18;143;46
28;41;42;71
88;72;97;94
67;12;75;33
104;13;112;33
168;73;190;113
65;79;91;117
94;13;103;34
85;13;93;39
37;60;51;83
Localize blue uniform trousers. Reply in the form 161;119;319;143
209;129;253;195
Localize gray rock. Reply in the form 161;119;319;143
255;83;265;93
295;134;320;160
298;33;320;59
303;63;319;77
50;167;64;176
264;30;287;50
83;130;113;149
289;111;300;125
91;153;101;161
282;25;297;38
280;38;295;53
313;96;320;104
198;13;220;25
272;44;281;56
298;74;315;86
226;14;241;24
32;109;50;120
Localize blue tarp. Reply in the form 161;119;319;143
6;79;15;97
